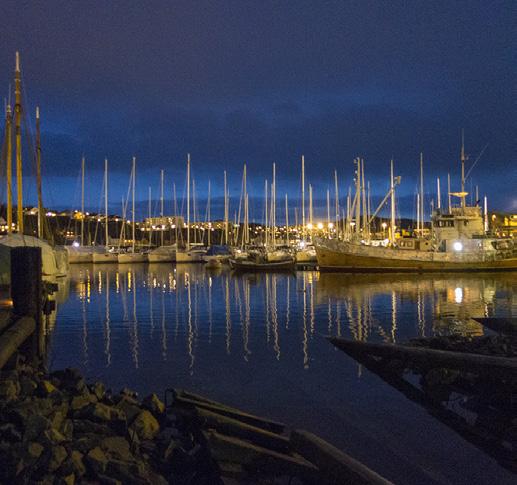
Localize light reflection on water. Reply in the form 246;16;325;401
48;265;517;485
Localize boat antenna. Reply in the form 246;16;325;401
460;130;466;209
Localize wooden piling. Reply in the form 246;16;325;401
10;246;43;359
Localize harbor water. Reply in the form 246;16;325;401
48;264;517;484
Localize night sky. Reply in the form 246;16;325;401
1;1;515;220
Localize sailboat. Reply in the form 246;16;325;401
119;157;147;263
176;154;205;263
148;170;176;262
295;155;317;264
314;149;517;271
0;53;69;279
92;159;118;263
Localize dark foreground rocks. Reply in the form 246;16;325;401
0;364;221;484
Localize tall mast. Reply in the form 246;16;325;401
148;186;152;246
132;157;136;252
390;159;396;245
104;158;108;248
173;182;178;244
309;184;313;228
14;52;23;233
361;160;367;235
301;155;305;240
207;180;211;247
81;156;85;245
420;153;424;233
223;170;228;245
436;178;441;210
335;169;340;237
264;179;268;247
460;131;466;209
243;163;248;246
272;163;276;248
326;188;330;237
285;193;289;245
416;192;420;236
447;173;451;212
186;153;190;250
35;107;44;239
160;169;164;246
355;159;361;235
346;187;350;239
483;196;488;233
5;100;12;233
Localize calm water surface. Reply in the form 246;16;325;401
48;265;517;484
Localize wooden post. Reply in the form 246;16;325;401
11;247;43;358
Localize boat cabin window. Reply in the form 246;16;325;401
436;220;454;227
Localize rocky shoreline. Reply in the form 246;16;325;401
0;361;224;484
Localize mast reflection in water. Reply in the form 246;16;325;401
48;265;517;485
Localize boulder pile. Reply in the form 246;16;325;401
0;363;221;484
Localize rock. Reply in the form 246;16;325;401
57;474;75;485
42;427;66;445
71;393;94;411
74;434;102;454
69;449;86;476
49;410;66;430
19;376;38;396
115;396;141;423
27;441;44;459
105;458;147;484
101;436;134;461
120;387;138;399
23;414;50;442
91;381;106;401
49;445;68;472
61;419;74;440
39;379;58;396
0;379;20;401
85;446;108;474
73;419;116;437
129;410;160;441
142;393;165;417
95;474;122;485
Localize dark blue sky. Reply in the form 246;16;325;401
1;1;515;220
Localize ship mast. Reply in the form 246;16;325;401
390;159;396;245
160;169;164;247
272;162;276;248
81;156;85;245
301;155;305;241
436;178;441;210
35;107;44;239
5;97;12;233
326;188;330;238
334;169;339;238
355;158;361;236
285;193;289;245
223;170;228;245
461;131;466;209
104;158;109;249
131;157;136;253
186;153;190;250
419;153;424;235
14;52;23;233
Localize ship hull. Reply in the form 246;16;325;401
315;239;517;272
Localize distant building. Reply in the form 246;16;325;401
143;216;184;229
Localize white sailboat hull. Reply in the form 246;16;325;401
92;251;119;264
176;249;206;263
118;252;148;264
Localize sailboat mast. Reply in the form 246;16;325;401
447;173;451;212
264;179;268;247
326;189;330;237
14;52;23;233
243;164;248;245
420;153;424;234
309;184;313;228
335;169;340;237
285;193;289;245
390;159;396;245
81;156;85;245
160;169;164;246
355;159;361;235
132;157;136;252
301;155;305;240
5;101;12;233
436;178;441;210
186;153;190;250
104;158;109;248
35;107;44;239
224;170;228;245
361;160;367;235
207;180;211;247
272;163;276;249
461;131;466;209
416;192;420;236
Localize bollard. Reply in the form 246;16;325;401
10;247;43;359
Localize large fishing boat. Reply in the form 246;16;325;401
315;149;517;272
